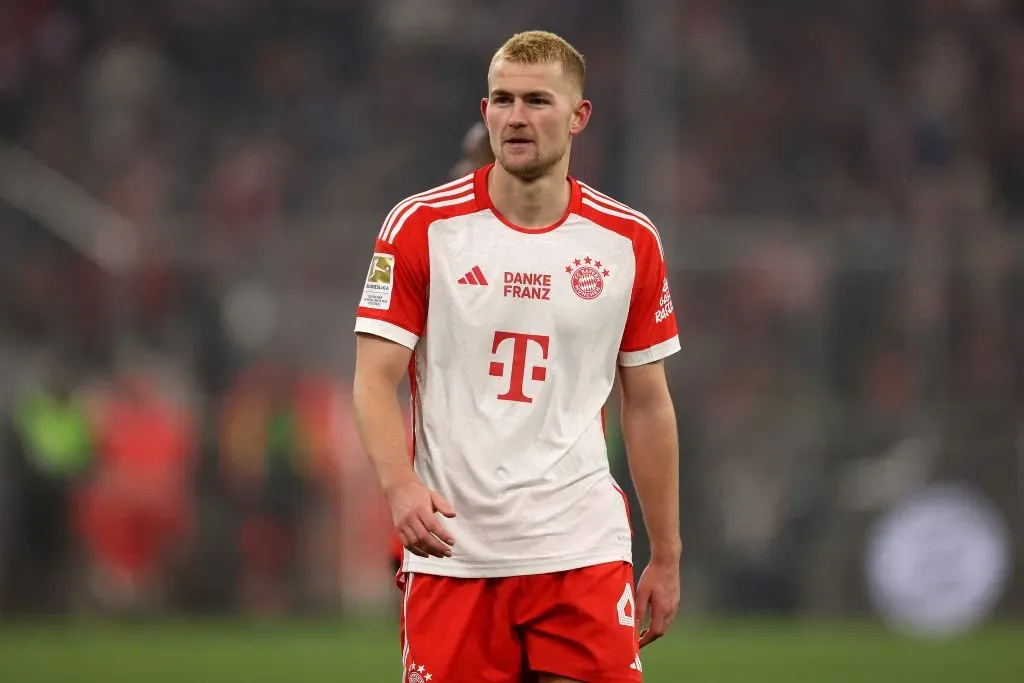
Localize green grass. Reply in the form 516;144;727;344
0;618;1021;682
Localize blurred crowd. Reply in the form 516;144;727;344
0;0;1021;619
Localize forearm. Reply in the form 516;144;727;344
621;401;681;562
353;372;417;495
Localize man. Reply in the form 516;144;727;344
387;121;497;576
449;120;495;179
354;30;680;683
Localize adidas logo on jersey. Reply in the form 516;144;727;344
457;266;488;286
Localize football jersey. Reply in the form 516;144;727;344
354;164;680;578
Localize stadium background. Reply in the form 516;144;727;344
0;0;1021;680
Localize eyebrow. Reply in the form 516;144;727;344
489;88;556;99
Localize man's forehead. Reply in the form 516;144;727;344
488;59;569;93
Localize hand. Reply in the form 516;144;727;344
635;557;680;648
386;479;457;558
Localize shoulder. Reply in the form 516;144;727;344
575;180;665;259
377;173;481;246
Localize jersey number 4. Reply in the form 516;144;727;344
617;582;636;628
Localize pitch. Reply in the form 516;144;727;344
0;618;1020;682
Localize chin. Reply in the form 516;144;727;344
498;156;553;182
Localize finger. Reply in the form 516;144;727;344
430;491;457;518
638;599;669;648
634;583;651;637
639;625;662;648
401;514;448;557
638;631;660;648
398;528;428;557
423;513;456;547
409;517;453;558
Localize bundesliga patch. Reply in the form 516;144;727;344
360;253;395;310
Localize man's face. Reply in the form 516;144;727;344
482;60;590;181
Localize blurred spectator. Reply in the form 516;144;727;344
1;355;92;615
74;366;195;613
219;358;342;615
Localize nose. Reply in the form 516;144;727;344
507;99;528;127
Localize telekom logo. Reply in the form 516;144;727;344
489;331;550;403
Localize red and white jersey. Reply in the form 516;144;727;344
355;165;679;578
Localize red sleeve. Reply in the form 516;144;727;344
353;213;429;350
618;227;681;366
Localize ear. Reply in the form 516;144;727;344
480;97;489;123
570;99;592;137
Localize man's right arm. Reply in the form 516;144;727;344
353;333;456;558
353;333;417;493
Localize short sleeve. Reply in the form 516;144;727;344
354;216;429;350
618;228;681;366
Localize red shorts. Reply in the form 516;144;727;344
399;561;642;683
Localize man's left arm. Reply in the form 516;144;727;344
616;219;682;646
619;359;681;647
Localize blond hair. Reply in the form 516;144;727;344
489;30;586;96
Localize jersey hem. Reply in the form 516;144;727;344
619;336;681;367
354;317;419;350
401;550;633;579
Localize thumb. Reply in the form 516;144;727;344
430;490;456;518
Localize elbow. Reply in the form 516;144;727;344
621;387;675;419
622;402;675;429
353;371;387;413
620;394;677;435
353;363;404;419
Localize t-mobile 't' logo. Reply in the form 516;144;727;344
489;331;550;403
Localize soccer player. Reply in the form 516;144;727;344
354;30;680;683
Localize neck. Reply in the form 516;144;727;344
488;162;571;230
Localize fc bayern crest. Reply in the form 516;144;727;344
566;256;610;300
407;662;433;682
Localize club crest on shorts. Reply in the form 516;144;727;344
565;255;610;300
407;662;433;683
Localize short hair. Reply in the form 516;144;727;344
489;30;586;96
